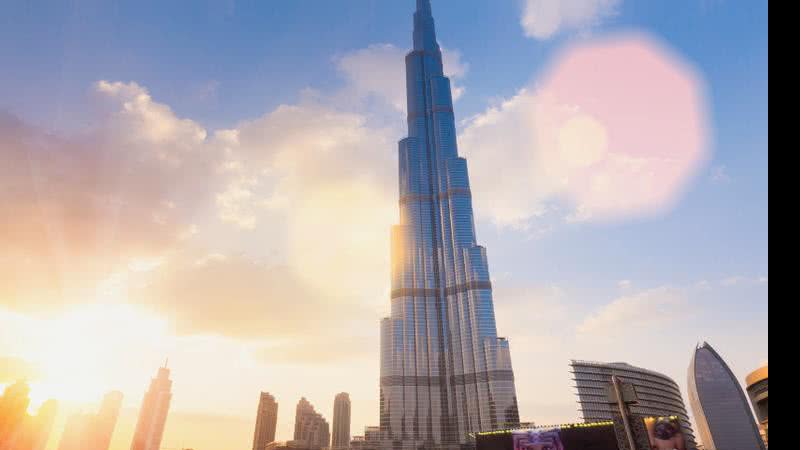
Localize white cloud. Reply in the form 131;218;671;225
521;0;621;40
0;54;401;348
720;275;769;287
0;82;220;311
577;286;688;339
335;44;467;112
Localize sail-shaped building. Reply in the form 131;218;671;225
379;2;520;449
688;342;766;450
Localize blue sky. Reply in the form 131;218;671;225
0;0;768;448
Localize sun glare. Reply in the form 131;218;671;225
7;303;169;408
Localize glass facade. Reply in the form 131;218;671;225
688;343;766;450
379;2;519;449
570;360;696;448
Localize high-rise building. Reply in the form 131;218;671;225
28;399;58;450
130;364;173;450
688;342;766;450
294;398;330;449
96;391;124;450
379;1;519;448
57;391;122;450
746;365;768;447
58;414;92;450
0;385;57;450
253;392;279;450
0;381;31;446
570;360;696;448
331;393;351;450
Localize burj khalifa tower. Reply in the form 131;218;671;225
379;1;520;449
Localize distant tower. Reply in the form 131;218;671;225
58;391;121;450
95;391;124;450
130;364;173;450
0;381;31;447
294;398;314;441
253;392;278;450
746;365;768;447
58;414;93;450
688;342;766;450
294;398;330;449
570;360;697;448
331;393;351;450
29;399;58;450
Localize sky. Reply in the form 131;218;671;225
0;0;768;449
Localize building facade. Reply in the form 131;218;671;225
570;360;696;447
253;392;279;450
688;342;765;450
130;365;173;450
96;391;124;450
364;426;380;443
58;391;122;450
746;365;768;447
351;426;381;450
0;381;31;447
0;382;58;450
27;400;58;450
379;1;519;449
332;393;351;450
294;398;330;449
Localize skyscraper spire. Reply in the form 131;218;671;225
416;0;432;15
413;0;438;52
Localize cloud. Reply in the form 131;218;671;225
0;357;40;382
212;102;398;301
133;252;378;343
576;286;688;339
0;82;220;311
521;0;621;40
460;33;711;227
335;44;467;112
719;275;769;287
0;71;398;356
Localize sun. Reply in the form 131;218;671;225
13;303;169;408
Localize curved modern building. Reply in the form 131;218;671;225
570;360;696;447
379;1;519;449
688;342;765;450
746;365;768;447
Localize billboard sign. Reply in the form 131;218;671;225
477;423;619;450
643;416;687;450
